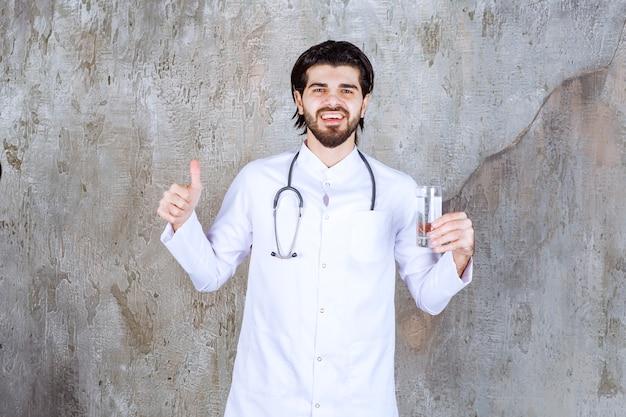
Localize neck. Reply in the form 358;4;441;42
305;133;356;168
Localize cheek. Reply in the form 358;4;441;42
301;100;320;116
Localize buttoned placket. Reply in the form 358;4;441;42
311;176;334;416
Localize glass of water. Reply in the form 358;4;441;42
416;185;442;247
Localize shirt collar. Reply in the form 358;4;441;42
297;141;363;180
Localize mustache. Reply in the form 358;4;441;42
317;106;349;116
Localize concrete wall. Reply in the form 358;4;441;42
1;0;624;415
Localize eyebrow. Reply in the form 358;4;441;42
308;82;360;90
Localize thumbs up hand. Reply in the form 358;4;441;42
157;159;203;231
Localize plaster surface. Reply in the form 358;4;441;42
1;1;625;416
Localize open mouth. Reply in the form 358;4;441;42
320;111;346;124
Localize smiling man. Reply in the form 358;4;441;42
157;40;475;417
296;64;368;144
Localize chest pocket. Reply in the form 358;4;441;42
349;211;392;263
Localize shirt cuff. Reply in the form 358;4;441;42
160;222;175;243
160;211;199;244
441;251;472;291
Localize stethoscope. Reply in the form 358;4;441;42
271;149;376;259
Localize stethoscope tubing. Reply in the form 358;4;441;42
271;149;376;258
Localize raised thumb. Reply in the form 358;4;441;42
189;159;202;191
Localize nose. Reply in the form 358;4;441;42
324;91;341;108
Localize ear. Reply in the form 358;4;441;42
294;90;304;115
360;93;371;118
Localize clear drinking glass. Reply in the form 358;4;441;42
416;185;442;247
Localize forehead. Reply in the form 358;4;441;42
305;64;362;89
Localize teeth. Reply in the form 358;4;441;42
322;114;343;120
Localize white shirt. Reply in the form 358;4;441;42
161;143;472;417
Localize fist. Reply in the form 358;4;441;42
157;159;203;231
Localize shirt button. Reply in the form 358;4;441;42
325;181;330;187
315;403;321;408
321;263;327;268
320;308;325;313
324;215;330;220
317;356;322;361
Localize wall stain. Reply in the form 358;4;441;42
84;277;101;325
191;296;213;329
511;303;532;354
28;264;70;320
421;19;441;67
111;270;155;354
481;5;505;40
598;361;623;398
3;138;22;171
31;351;86;416
445;58;625;411
398;310;438;352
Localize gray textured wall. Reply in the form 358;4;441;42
1;1;625;416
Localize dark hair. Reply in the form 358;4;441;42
291;40;375;134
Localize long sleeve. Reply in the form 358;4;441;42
160;211;230;291
403;251;472;315
160;165;255;292
391;172;472;315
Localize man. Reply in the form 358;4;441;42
157;40;474;417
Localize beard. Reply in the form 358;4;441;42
303;106;361;149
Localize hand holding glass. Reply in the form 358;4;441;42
416;185;442;247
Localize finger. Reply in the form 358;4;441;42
430;219;473;246
431;213;472;237
432;226;474;255
431;212;468;229
158;197;190;227
189;159;202;191
159;195;181;217
436;241;474;256
430;221;461;241
432;234;469;253
163;188;190;210
157;203;179;224
431;229;459;251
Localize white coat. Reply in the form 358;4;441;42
161;143;472;417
